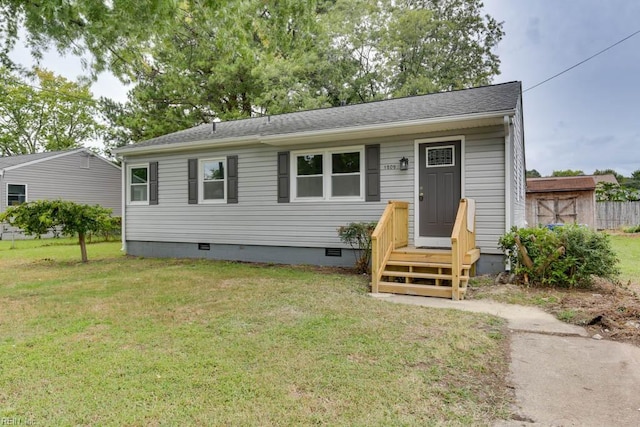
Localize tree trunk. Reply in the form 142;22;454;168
79;233;88;263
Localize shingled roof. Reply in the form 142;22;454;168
526;175;618;193
117;81;522;152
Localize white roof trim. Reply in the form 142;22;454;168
114;110;514;156
2;148;120;172
113;136;261;156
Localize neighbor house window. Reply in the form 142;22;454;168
200;158;226;202
7;184;26;206
128;165;148;204
292;147;364;201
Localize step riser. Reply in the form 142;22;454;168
377;282;467;299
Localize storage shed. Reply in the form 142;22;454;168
526;175;617;228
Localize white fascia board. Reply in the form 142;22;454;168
3;148;87;172
113;136;260;156
113;110;514;156
259;110;513;147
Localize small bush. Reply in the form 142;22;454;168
623;224;640;233
499;225;619;288
337;222;377;274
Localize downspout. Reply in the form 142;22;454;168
504;115;513;271
120;157;127;253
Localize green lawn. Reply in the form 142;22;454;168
610;234;640;284
0;239;510;425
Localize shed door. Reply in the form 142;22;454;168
417;141;461;245
537;198;577;225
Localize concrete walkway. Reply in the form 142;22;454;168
372;294;640;426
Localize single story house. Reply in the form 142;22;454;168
114;81;525;290
526;175;617;229
0;148;122;239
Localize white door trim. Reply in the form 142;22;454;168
414;135;466;247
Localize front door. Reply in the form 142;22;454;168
416;140;461;247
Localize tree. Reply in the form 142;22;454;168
0;0;179;78
551;169;584;177
97;0;503;147
526;169;542;178
1;1;503;147
593;169;623;183
0;67;102;155
596;182;640;202
0;200;114;262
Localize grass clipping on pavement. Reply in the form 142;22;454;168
0;240;511;425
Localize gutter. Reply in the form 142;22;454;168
113;110;515;156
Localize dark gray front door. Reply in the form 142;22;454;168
418;140;461;238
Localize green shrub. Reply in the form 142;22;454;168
337;222;377;274
623;224;640;233
499;225;619;288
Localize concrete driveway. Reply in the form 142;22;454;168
373;294;640;427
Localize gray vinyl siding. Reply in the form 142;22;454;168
511;97;526;227
464;128;506;254
0;151;121;215
125;143;385;248
124;126;508;256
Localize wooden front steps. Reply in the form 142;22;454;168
371;199;479;301
377;247;480;299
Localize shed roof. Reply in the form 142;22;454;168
526;175;617;193
116;81;522;153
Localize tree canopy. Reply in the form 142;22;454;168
0;0;503;150
551;169;585;177
0;67;102;155
0;200;116;262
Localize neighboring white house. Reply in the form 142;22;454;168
114;81;526;275
0;148;122;239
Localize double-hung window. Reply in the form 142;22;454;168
7;184;27;206
128;165;149;204
200;158;226;202
292;147;364;201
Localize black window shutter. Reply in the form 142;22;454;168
188;158;198;204
227;155;238;204
149;161;159;205
365;144;381;202
277;151;290;203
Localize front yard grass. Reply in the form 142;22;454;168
0;239;511;425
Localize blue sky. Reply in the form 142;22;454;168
11;1;640;177
484;0;640;177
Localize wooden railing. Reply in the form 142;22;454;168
371;201;409;293
450;199;476;300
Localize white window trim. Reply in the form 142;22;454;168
291;146;365;202
6;183;28;207
425;145;456;168
127;164;149;205
199;157;227;204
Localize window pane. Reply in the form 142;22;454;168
332;152;360;174
203;181;225;200
7;184;26;205
132;167;148;183
332;175;360;197
203;161;224;180
131;185;147;202
297;176;323;197
427;147;454;166
297;154;323;176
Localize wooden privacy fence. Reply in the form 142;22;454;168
597;201;640;229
